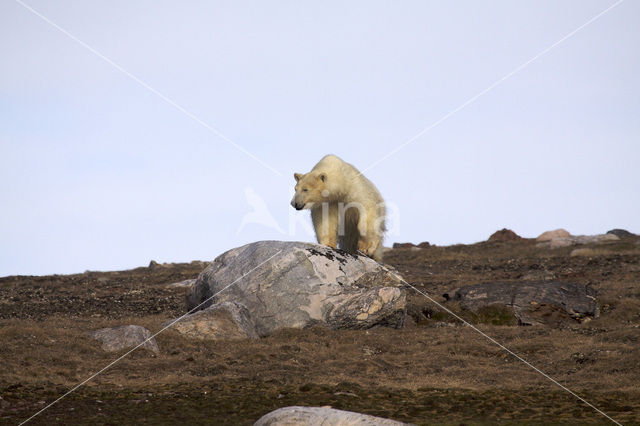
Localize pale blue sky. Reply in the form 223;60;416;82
1;0;638;276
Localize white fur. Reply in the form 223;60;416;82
292;155;386;261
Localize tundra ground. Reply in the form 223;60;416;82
1;237;639;425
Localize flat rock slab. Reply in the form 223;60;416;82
166;278;197;289
89;325;158;353
254;406;411;425
168;301;258;340
444;281;599;325
186;241;406;337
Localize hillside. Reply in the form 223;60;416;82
1;235;639;425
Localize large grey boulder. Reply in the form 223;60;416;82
254;406;411;425
186;241;406;337
444;281;599;325
168;301;258;340
89;325;159;353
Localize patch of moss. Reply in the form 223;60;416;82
472;305;519;326
430;311;453;322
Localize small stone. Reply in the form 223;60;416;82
392;242;416;249
521;270;556;281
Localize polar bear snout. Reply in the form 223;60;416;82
290;198;304;210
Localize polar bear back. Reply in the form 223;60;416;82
311;154;384;207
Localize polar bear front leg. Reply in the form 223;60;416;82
357;212;383;261
312;205;338;249
359;238;383;261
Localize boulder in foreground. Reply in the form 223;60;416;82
444;281;599;325
185;241;406;337
254;406;411;425
89;325;158;353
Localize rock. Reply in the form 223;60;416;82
520;270;556;281
416;241;431;248
536;229;571;242
546;238;575;249
148;260;173;269
573;234;619;244
186;241;406;337
536;229;619;248
488;228;523;242
443;281;599;325
166;278;197;289
89;325;159;353
392;242;415;249
254;406;410;425
607;229;635;237
168;301;258;340
570;248;598;257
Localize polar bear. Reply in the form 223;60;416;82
290;154;386;261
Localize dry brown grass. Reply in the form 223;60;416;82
1;315;638;394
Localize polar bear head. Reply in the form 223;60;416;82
290;172;328;210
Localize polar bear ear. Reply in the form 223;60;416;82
319;173;326;182
294;173;302;182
